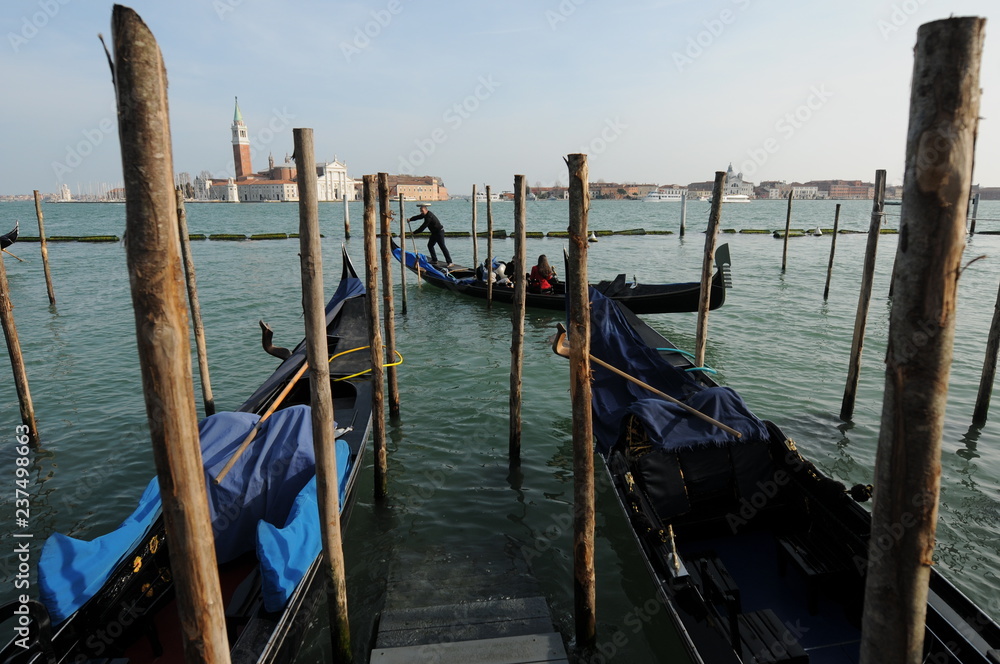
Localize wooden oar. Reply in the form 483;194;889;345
550;324;741;438
213;359;310;484
2;248;25;262
405;219;423;282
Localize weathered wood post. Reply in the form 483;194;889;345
294;128;352;662
33;190;56;306
969;191;980;234
343;191;351;239
0;252;39;444
860;18;984;664
823;204;842;301
398;193;407;315
378;173;400;418
176;189;215;416
509;175;527;462
486;185;494;308
781;189;793;272
695;171;725;368
471;184;479;270
111;7;230;662
973;279;1000;426
840;169;887;422
567;153;596;653
679;190;687;237
363;175;387;500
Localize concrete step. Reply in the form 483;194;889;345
370;631;568;664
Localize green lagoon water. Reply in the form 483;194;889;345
1;198;999;661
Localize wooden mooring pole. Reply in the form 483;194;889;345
839;169;887;422
32;190;56;306
695;171;725;368
398;193;407;315
176;189;215;416
780;189;793;272
486;185;494;308
509;175;527;463
378;173;400;418
823;203;842;301
111;7;230;662
860;17;984;664
343;191;351;239
973;279;1000;426
0;252;39;444
679;190;687;237
471;184;479;270
363;175;387;500
294;128;352;662
566;153;596;654
969;191;981;234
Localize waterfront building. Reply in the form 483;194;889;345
198;99;359;202
724;163;755;198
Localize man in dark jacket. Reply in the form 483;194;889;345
407;203;452;264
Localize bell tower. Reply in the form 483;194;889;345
232;97;252;179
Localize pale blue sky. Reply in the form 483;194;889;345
2;0;998;196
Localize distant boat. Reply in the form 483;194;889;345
474;190;503;203
643;189;685;203
709;194;752;203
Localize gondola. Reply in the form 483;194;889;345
391;238;731;314
1;246;373;664
1;221;18;249
554;289;1000;664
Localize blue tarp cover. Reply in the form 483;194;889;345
392;245;453;280
256;439;350;613
588;288;769;455
38;405;335;623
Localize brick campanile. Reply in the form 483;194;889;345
232;97;252;179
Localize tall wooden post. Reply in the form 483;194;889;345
509;175;527;462
486;185;494;308
110;7;230;662
0;252;39;443
471;184;479;270
567;153;596;653
973;279;1000;425
378;173;400;418
363;175;387;500
780;189;793;272
840;169;887;422
695;172;725;368
969;192;980;234
398;193;407;315
860;18;984;664
294;128;352;662
343;191;351;239
176;189;215;416
679;190;687;237
823;204;842;301
32;190;56;306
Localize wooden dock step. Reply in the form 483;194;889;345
370;542;569;663
370;632;568;664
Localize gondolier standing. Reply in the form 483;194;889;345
407;203;452;265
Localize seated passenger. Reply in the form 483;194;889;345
528;254;557;293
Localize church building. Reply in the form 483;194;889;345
196;99;356;203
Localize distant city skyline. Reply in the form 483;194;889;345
2;1;998;197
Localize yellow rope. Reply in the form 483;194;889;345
329;347;404;382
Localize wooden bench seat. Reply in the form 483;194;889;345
776;532;852;615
